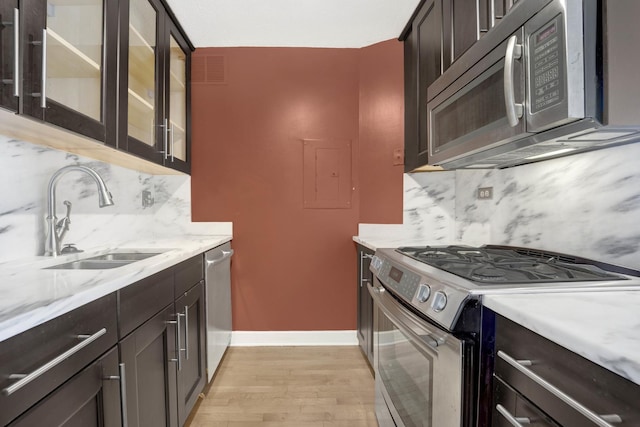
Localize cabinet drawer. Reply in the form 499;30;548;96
119;267;174;338
8;346;121;427
0;293;117;426
174;255;204;296
493;376;559;427
495;315;640;427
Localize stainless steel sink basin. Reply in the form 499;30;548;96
45;252;163;270
88;252;162;262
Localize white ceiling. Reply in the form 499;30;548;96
165;0;422;48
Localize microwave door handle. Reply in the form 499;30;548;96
504;35;524;127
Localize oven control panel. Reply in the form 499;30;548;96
377;260;420;301
371;251;473;330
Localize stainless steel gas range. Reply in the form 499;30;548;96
368;245;640;427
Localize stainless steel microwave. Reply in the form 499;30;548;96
427;0;640;169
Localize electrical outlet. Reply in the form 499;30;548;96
477;187;493;200
142;190;155;207
393;148;404;166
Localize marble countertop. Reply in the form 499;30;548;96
484;291;640;386
353;236;436;251
0;234;232;343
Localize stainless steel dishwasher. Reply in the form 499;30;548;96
205;242;233;383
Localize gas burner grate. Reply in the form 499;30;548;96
396;245;626;284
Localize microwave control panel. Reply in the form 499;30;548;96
529;14;565;114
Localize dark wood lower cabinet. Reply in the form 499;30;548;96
493;314;640;427
176;281;206;426
356;245;374;368
8;347;122;427
120;304;178;427
493;376;559;427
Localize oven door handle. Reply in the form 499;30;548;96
369;283;443;356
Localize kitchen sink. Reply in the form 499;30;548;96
45;252;163;270
88;252;163;262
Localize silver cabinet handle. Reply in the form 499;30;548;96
176;312;184;370
359;252;373;287
118;363;129;427
3;328;107;396
40;28;47;108
106;363;129;427
476;0;485;38
496;404;530;426
162;118;168;160
489;0;495;29
504;35;523;127
169;122;175;162
497;351;622;426
183;305;189;360
166;319;181;370
359;252;365;288
13;8;20;97
206;249;234;266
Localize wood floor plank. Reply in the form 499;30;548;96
188;346;378;426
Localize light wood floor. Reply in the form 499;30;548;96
188;346;378;427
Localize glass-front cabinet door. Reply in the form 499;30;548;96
121;0;191;172
21;0;117;143
127;0;156;146
165;26;190;173
122;0;162;163
0;1;19;112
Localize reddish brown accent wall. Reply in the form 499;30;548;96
358;40;404;223
191;43;403;331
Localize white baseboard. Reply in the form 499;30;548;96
230;330;358;346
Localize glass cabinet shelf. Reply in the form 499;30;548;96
127;12;156;147
47;28;100;78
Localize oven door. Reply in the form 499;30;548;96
427;29;527;167
369;279;464;427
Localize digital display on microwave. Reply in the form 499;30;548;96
536;22;557;45
389;266;404;283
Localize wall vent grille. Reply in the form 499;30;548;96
192;55;227;84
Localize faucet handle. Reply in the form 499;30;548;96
56;201;72;231
63;200;72;220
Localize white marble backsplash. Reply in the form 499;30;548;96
0;135;230;263
358;173;456;246
360;142;640;269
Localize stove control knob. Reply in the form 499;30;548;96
416;284;431;303
431;291;447;312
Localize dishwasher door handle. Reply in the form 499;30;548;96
206;249;234;267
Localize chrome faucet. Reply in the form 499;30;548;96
45;165;115;256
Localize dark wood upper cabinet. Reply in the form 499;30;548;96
403;0;443;171
450;0;480;61
1;0;192;172
0;1;19;112
20;0;118;145
118;0;192;174
401;0;504;171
